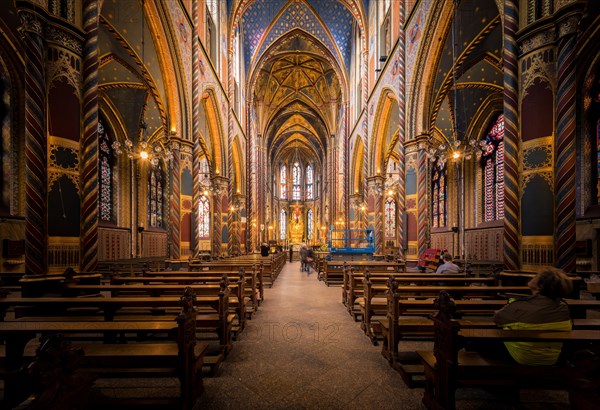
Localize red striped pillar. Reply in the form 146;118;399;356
80;0;99;272
416;136;430;258
19;8;47;276
367;175;384;254
502;0;521;270
191;0;200;256
396;2;406;259
555;8;582;272
169;143;181;260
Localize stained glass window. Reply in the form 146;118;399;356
292;162;301;200
385;197;396;238
306;165;313;200
279;209;287;240
148;166;164;228
98;120;113;222
432;159;446;228
280;165;287;199
481;114;505;222
307;208;313;240
199;195;210;238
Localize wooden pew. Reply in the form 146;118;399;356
188;260;271;292
499;270;583;298
0;285;233;358
417;291;600;410
141;267;262;313
346;270;485;317
360;275;528;345
66;278;247;336
382;284;600;388
322;260;405;287
2;288;207;409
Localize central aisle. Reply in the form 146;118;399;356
197;261;423;409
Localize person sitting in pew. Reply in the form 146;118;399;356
493;268;573;365
435;253;460;274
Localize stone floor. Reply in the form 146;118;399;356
195;261;570;409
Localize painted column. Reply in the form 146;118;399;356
169;141;181;260
502;0;521;270
80;0;99;272
247;105;254;253
19;6;48;276
367;175;384;254
191;0;200;256
212;175;228;257
554;6;582;273
361;50;370;207
395;1;407;260
416;135;430;258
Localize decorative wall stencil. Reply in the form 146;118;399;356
521;49;556;100
405;0;433;91
46;48;81;99
167;1;192;90
50;146;79;170
46;26;83;55
48;138;80;190
520;29;555;55
523;145;552;169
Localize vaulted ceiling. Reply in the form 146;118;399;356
238;0;357;169
431;0;503;144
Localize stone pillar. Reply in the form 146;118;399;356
554;4;582;272
367;175;384;254
19;5;48;276
212;176;228;257
502;0;521;270
80;0;99;272
415;135;430;258
169;140;181;260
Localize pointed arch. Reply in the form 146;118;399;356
231;135;245;194
370;90;399;175
351;136;365;195
201;88;225;176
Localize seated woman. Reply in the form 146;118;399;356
493;268;573;365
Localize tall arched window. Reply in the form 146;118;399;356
481;114;505;222
306;165;313;200
385;197;396;238
148;166;164;228
199;195;210;238
280;165;287;199
307;208;313;240
279;209;287;240
98;120;114;222
292;162;301;200
432;159;446;228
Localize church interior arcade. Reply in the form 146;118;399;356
0;0;598;280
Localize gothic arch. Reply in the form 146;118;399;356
350;135;365;195
231;135;245;195
370;89;399;176
201;88;225;176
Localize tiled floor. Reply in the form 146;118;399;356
195;262;570;409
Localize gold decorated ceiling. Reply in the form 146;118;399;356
255;53;340;132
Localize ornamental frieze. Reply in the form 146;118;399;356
46;26;83;55
520;29;555;55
